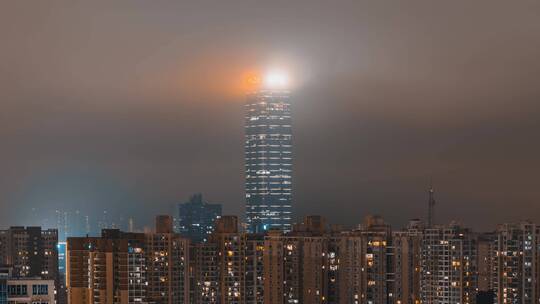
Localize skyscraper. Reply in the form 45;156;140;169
245;73;293;232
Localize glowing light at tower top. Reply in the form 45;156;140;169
263;70;289;89
242;68;292;92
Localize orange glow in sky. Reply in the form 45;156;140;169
241;70;263;92
241;69;291;93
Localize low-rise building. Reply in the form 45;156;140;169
6;278;55;304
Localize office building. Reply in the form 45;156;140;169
245;85;293;232
177;193;222;243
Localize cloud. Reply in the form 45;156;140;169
0;0;539;231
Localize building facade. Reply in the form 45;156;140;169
477;233;495;294
192;216;265;304
0;227;58;284
66;216;190;304
492;222;540;304
245;89;293;233
391;220;423;304
66;231;147;303
0;275;6;304
15;214;540;304
147;216;190;304
420;225;478;304
177;193;222;243
5;278;55;304
57;241;67;304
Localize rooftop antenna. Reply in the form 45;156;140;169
427;179;436;228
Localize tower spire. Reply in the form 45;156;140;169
427;179;436;227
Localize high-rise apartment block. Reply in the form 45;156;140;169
66;216;190;304
477;233;496;294
259;215;421;304
264;216;336;304
41;212;540;304
148;215;190;304
192;216;265;304
492;222;540;304
0;227;58;283
420;224;478;304
66;230;147;303
391;219;423;304
177;194;222;243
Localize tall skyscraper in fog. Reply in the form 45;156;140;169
245;73;292;232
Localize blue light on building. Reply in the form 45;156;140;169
57;242;66;286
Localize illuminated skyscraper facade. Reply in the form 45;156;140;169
245;89;292;232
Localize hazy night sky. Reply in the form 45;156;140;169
1;0;540;232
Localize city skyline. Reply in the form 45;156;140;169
1;1;540;232
2;2;540;304
5;214;540;304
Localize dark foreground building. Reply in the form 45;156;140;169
58;213;540;304
66;216;190;304
177;193;222;243
0;227;58;282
